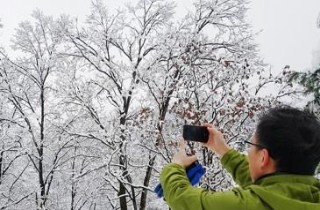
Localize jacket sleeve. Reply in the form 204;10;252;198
220;149;253;188
160;163;247;210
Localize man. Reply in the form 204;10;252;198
160;106;320;210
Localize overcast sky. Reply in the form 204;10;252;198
1;0;320;73
248;0;320;72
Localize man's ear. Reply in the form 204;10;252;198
260;149;277;173
260;149;271;168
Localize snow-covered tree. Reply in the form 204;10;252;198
56;0;293;209
0;10;75;210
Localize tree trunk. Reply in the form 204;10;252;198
119;186;127;210
139;155;156;210
0;150;3;185
38;88;46;210
119;113;128;210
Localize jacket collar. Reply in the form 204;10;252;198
254;173;320;187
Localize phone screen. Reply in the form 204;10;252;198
183;125;209;143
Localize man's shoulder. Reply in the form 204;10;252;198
243;174;320;209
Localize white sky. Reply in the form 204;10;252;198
0;0;320;73
247;0;320;72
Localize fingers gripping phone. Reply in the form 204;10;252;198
183;125;209;143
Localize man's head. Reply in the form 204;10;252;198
252;106;320;178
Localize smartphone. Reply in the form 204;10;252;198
183;125;209;143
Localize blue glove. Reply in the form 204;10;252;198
187;163;206;185
154;162;206;198
154;183;164;198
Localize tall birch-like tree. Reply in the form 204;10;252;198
0;10;74;210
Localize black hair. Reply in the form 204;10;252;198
256;106;320;175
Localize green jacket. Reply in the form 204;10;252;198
160;149;320;210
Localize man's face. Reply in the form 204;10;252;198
247;134;264;182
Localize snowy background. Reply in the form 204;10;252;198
0;0;319;209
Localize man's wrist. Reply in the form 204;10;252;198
172;160;184;167
217;146;231;157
